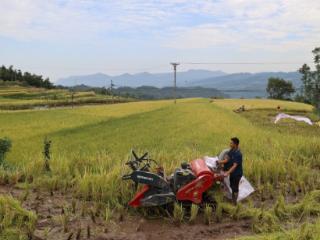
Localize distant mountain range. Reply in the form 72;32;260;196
56;70;225;88
56;70;302;98
187;71;301;90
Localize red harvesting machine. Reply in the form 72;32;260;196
122;151;224;207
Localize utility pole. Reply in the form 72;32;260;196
105;80;108;103
71;79;76;109
110;80;115;103
170;63;179;104
71;90;74;108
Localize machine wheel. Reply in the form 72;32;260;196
200;192;218;211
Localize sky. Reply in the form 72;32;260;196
0;0;319;82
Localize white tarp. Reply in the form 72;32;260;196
274;113;313;125
224;176;255;202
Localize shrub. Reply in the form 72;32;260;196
43;138;51;172
0;138;11;166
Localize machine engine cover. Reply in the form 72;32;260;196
176;159;214;204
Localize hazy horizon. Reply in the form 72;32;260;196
56;68;300;81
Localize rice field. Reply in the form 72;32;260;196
0;97;319;239
0;85;130;110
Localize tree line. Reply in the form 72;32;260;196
266;47;320;111
0;65;54;89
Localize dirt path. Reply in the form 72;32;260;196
0;185;252;240
103;219;252;240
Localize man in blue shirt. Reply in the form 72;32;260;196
217;137;243;205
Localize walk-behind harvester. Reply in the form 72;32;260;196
122;150;224;208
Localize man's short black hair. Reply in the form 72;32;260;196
231;137;240;145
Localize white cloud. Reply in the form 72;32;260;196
0;0;197;41
163;0;320;53
0;0;319;77
163;24;237;49
1;0;318;46
0;0;101;41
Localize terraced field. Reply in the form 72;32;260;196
0;85;129;110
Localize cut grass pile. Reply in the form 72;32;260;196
221;190;320;233
238;220;320;240
0;195;37;240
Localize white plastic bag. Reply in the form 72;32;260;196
223;176;254;202
237;176;255;202
204;156;219;169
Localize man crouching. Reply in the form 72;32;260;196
218;137;243;205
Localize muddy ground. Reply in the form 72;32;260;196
0;185;253;240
